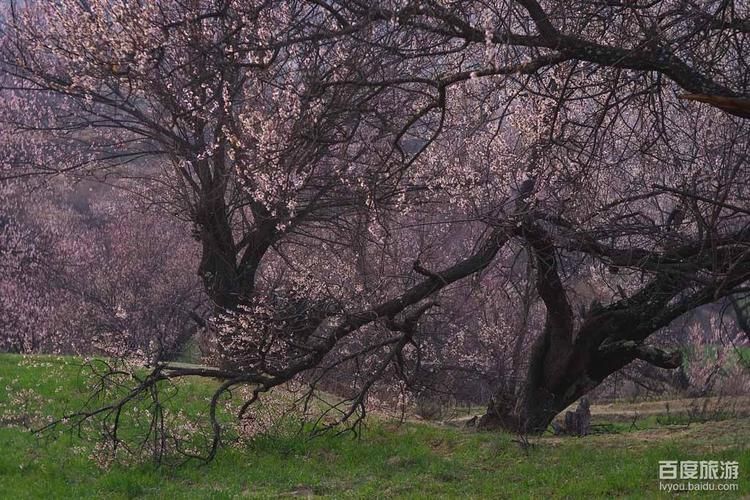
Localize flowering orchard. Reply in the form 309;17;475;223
0;181;203;359
1;0;750;461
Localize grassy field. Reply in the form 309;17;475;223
0;354;748;499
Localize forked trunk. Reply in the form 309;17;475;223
478;329;595;433
479;309;683;434
477;221;686;434
478;357;596;433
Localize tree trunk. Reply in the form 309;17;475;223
192;179;277;368
479;295;688;434
478;220;686;434
478;327;595;434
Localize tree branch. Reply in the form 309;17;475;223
599;339;683;369
521;221;574;343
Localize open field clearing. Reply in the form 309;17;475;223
1;354;747;499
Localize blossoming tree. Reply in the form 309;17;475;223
1;0;749;457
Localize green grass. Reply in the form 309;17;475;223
1;353;749;499
736;346;750;366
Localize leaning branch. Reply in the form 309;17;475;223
599;339;683;369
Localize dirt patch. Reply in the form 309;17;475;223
588;396;750;420
542;417;750;451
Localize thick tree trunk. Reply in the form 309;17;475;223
479;298;686;434
478;329;594;434
478;220;687;434
194;191;275;312
191;178;277;368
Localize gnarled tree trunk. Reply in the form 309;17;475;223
476;217;743;434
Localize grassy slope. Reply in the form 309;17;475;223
0;354;748;499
